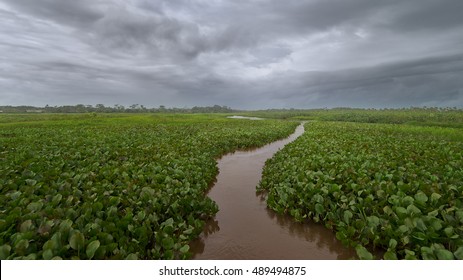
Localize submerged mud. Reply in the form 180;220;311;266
190;123;356;259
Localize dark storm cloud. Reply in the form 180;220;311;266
259;54;463;108
383;0;463;32
90;8;208;60
1;0;463;108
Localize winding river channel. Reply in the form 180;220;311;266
190;122;356;259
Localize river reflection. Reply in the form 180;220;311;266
260;193;355;260
190;123;356;259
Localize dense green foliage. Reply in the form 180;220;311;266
259;121;463;259
244;108;463;129
0;114;298;259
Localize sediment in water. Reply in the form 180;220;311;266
190;123;356;259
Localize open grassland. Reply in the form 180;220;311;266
0;113;298;259
259;121;463;259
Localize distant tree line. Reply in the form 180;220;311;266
0;104;236;114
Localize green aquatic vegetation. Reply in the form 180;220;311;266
243;108;463;129
259;121;463;259
0;114;298;259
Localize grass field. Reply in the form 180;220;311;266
0;113;297;259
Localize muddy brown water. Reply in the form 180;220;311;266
190;123;357;259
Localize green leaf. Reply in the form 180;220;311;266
15;239;29;256
343;210;353;224
383;250;397;260
162;225;174;235
431;243;445;251
0;244;11;259
137;211;146;221
455;211;463;223
25;253;37;260
10;191;21;200
427;210;438;217
93;202;104;212
366;215;380;227
164;250;174;259
454;247;463;260
86;240;100;259
0;219;6;231
42;240;57;251
414;192;428;204
312;194;324;204
412;232;427;242
42;249;54;260
52;194;62;205
398;224;409;233
430;193;441;203
336;231;347;243
162;218;174;227
69;231;85;251
20;220;33;232
355;245;373;260
407;204;421;216
315;203;325;214
125;253;138;260
429;218;443;231
25;179;37;186
162;237;175;250
27;201;43;212
382;206;393;215
395;207;407;218
435;249;454;260
415;218;427;232
59;219;73;232
109;196;120;206
404;249;417;260
388;239;397;249
421;247;435;260
443;227;454;237
179;244;190;254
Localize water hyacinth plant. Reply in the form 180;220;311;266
0;114;298;259
259;121;463;260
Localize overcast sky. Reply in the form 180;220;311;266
1;0;463;109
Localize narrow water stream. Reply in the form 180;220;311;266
190;123;356;259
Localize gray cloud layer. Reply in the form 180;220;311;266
1;0;463;109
